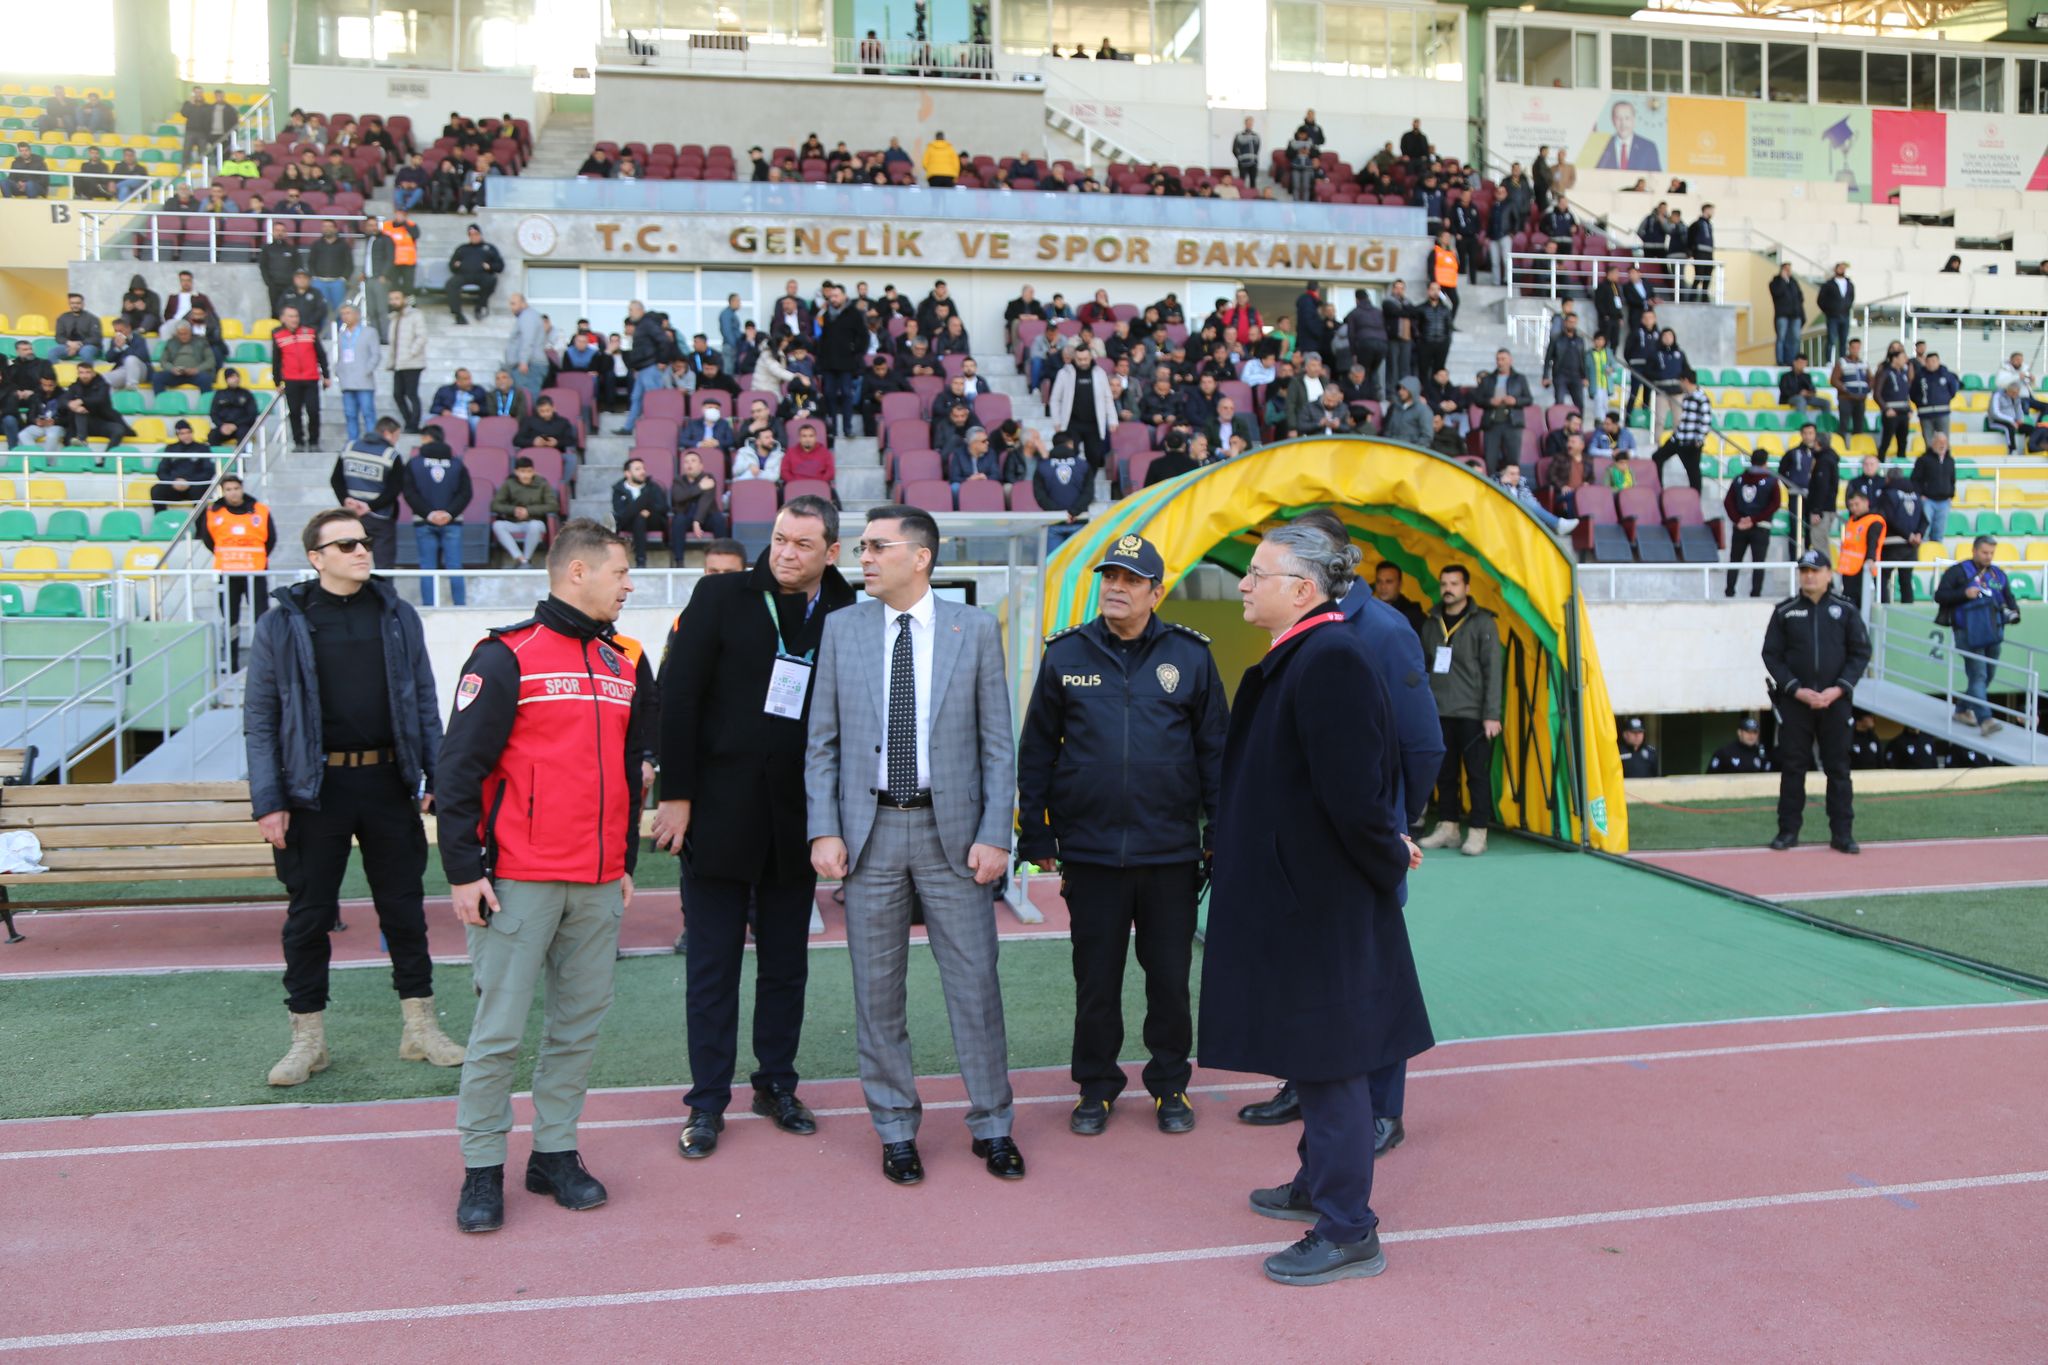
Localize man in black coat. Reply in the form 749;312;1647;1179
256;223;303;313
61;369;132;448
814;281;869;441
651;496;858;1160
446;224;505;322
1201;521;1429;1287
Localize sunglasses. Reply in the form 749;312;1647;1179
315;537;373;554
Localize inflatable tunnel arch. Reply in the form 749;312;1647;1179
1041;437;1630;852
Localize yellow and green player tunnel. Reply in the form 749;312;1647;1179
1039;436;1630;852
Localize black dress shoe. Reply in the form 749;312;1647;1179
1237;1082;1300;1126
971;1136;1026;1179
456;1165;504;1233
751;1085;818;1135
1263;1229;1387;1286
678;1109;724;1159
1769;831;1799;851
673;929;687;955
1374;1116;1405;1155
881;1140;924;1185
1155;1092;1196;1134
1831;837;1861;854
1248;1182;1316;1223
1069;1099;1111;1135
525;1149;607;1210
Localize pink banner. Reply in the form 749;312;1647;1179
1871;110;1946;201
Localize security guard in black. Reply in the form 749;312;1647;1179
1017;534;1227;1135
1762;548;1872;851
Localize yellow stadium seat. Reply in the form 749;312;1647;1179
247;318;278;340
63;545;114;577
95;132;119;147
2024;543;2048;562
11;546;58;575
1752;433;1783;453
0;479;12;502
220;317;246;340
1846;433;1877;455
184;417;211;441
245;364;275;388
27;85;50;97
1993;543;2019;563
1955;392;1988;413
25;478;66;504
1;85;22;96
122;479;155;507
15;314;50;335
130;417;168;444
1958;484;1993;507
54;362;78;386
1917;540;1945;561
121;546;164;574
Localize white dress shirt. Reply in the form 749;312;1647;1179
875;587;935;792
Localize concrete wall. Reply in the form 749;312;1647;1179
1250;73;1470;172
1586;600;1775;715
288;66;550;135
68;261;275;328
594;70;1045;164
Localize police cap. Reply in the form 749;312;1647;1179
1796;548;1830;570
1093;533;1164;581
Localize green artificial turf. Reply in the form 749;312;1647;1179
1625;782;2048;851
2;841;2032;1121
1792;888;2048;983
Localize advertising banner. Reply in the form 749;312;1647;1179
1871;110;1947;202
1487;88;1609;174
1945;112;2048;191
1577;93;1668;176
1668;97;1746;178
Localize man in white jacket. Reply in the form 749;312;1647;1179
1049;348;1118;476
504;293;547;405
385;290;428;434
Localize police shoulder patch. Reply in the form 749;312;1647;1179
454;673;482;711
1164;621;1212;643
1044;624;1084;644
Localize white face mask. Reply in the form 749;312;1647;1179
703;406;720;423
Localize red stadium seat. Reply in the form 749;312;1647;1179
956;481;1007;512
901;480;953;512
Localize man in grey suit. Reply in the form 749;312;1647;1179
806;503;1023;1186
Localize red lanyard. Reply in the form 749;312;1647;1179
1269;611;1345;652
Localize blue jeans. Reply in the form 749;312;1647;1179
414;522;466;605
1045;519;1085;551
1;179;47;198
117;175;149;200
67;345;102;364
393;186;423;211
1774;317;1800;366
619;367;665;434
1825;316;1849;361
1925;498;1951;544
818;370;861;435
313;278;348;320
1960;642;2000;724
342;389;377;444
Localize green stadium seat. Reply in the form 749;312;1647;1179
1627;408;1649;429
1816;412;1838;434
29;581;84;617
1752;411;1784;432
30;338;57;358
112;390;147;414
92;509;143;542
146;509;188;539
0;582;23;614
2012;575;2041;601
2008;511;2040;536
0;453;22;475
30;454;101;474
38;509;90;541
1962;374;1986;391
1973;512;2005;535
1747;369;1772;387
1717;368;1743;386
1721;411;1751;431
0;508;38;540
1724;455;1747;476
151;391;190;415
231;341;268;363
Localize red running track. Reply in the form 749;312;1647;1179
5;1003;2046;1360
1630;835;2048;901
0;882;1072;980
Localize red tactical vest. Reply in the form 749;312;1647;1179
478;621;645;884
275;326;321;382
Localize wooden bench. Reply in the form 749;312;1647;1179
0;781;270;942
0;747;36;786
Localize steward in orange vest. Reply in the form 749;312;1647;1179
1836;491;1887;607
199;481;275;573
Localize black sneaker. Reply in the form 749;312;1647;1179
1154;1092;1195;1134
1831;837;1861;854
1069;1099;1111;1135
1263;1229;1387;1286
524;1149;607;1210
1769;831;1799;851
456;1165;504;1233
1248;1183;1317;1223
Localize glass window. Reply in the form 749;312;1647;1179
1388;10;1422;79
1767;43;1806;103
1000;0;1049;53
587;270;638;304
1728;41;1762;100
1984;58;2003;113
2021;59;2038;116
1272;1;1316;66
1867;51;1908;109
297;0;371;65
1521;27;1574;88
1690;40;1723;98
1327;6;1388;75
375;1;457;69
1578;32;1603;89
1154;0;1201;62
1910;51;1935;110
1612;34;1646;92
1426;14;1461;80
1645;37;1679;93
9;0;116;72
1494;25;1520;85
1052;0;1146;59
1817;48;1861;105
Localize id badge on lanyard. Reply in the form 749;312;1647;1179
760;592;815;719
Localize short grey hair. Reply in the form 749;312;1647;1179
1266;514;1362;601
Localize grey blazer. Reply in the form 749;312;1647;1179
805;594;1016;873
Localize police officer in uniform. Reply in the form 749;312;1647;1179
1848;712;1887;769
1019;534;1228;1136
437;520;657;1233
1618;717;1660;777
1709;717;1771;774
332;415;405;567
652;496;857;1159
1763;547;1871;854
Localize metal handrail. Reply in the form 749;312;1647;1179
0;617;218;782
75;208;373;262
1508;251;1724;305
1865;597;2044;755
142;387;292;639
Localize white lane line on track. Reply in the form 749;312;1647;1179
7;1023;2044;1162
4;1168;2044;1352
1770;880;2048;902
1630;835;2048;860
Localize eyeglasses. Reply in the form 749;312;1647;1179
315;537;373;554
1242;567;1306;584
857;539;923;557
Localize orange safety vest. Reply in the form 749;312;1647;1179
382;221;416;266
1432;244;1459;289
1837;512;1885;577
207;501;269;572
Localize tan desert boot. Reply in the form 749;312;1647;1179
267;1010;330;1086
399;996;467;1067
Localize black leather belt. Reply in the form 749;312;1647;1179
874;788;933;809
326;748;395;767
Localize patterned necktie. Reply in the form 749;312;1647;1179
887;612;917;800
